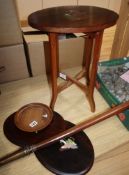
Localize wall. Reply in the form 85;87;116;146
111;0;129;58
16;0;121;22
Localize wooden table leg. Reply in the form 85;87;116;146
49;33;59;109
48;31;103;112
83;33;94;85
88;31;104;112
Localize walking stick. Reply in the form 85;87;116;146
0;101;129;166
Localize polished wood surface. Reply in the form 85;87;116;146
14;103;53;132
28;6;118;33
3;111;65;147
35;121;94;175
28;6;118;112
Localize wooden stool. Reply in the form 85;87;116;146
28;6;118;112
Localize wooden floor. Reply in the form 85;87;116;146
0;26;129;175
0;67;129;175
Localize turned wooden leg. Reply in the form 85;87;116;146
83;34;94;85
88;31;104;112
49;33;59;109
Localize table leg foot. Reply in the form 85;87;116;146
88;96;95;112
50;94;58;110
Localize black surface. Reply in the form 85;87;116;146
3;111;65;147
35;121;94;175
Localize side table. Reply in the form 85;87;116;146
28;6;118;112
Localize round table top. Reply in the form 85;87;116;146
28;6;119;33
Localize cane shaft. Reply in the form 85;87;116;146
0;146;37;166
0;148;25;166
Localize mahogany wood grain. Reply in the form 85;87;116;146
28;6;118;33
14;103;53;132
28;6;118;112
83;33;94;85
48;33;59;109
88;31;104;111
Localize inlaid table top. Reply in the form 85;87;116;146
28;6;118;33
